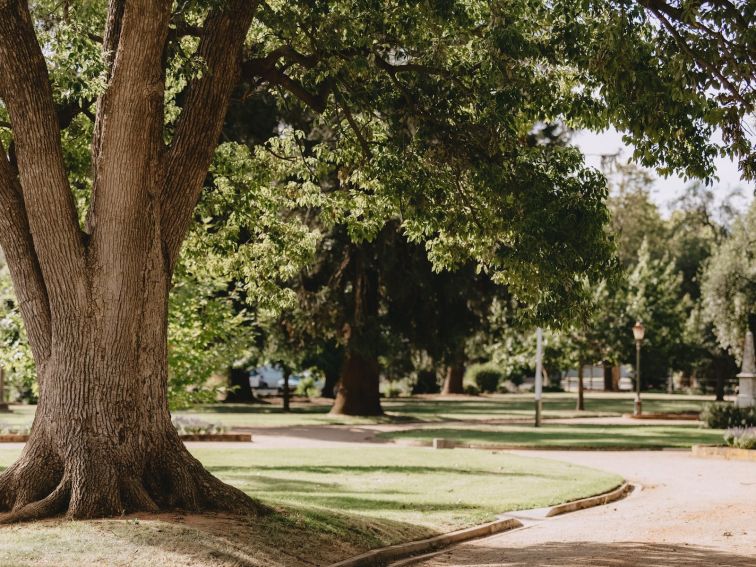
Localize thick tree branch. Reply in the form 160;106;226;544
0;143;51;365
264;69;332;113
89;0;170;241
161;0;259;270
0;0;86;310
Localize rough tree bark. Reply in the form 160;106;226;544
441;363;465;395
0;0;267;521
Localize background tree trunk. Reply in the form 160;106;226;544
322;370;339;399
225;367;258;403
576;363;585;411
282;367;291;412
603;361;614;392
442;364;465;395
330;352;383;416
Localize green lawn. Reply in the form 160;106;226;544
0;393;714;430
0;446;621;566
380;423;725;448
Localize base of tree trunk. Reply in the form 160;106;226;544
224;368;264;403
442;365;465;395
329;352;383;416
0;423;269;523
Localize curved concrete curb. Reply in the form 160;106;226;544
328;482;633;567
327;518;523;567
692;445;756;461
545;482;633;517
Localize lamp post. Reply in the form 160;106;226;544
534;327;543;427
632;321;645;416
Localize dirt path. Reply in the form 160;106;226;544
407;450;756;567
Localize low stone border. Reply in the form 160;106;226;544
622;412;699;421
0;433;252;443
545;482;633;517
692;445;756;461
328;518;523;567
0;434;28;442
394;438;670;451
329;482;633;567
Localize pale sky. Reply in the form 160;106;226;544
573;128;754;216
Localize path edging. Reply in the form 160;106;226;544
545;481;633;517
328;482;632;567
393;438;672;451
327;518;523;567
692;444;756;461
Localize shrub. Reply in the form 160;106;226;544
700;403;756;429
497;380;518;394
465;363;504;393
172;416;228;436
463;383;480;396
724;427;756;450
0;424;31;435
385;384;403;398
295;375;319;398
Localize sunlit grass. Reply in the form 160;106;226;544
0;446;621;566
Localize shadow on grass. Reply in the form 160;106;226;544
429;541;755;567
207;464;558;479
94;502;440;567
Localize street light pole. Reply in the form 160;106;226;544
632;321;645;417
534;327;543;427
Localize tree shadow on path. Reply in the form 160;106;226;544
426;541;756;567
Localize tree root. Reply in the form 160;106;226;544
0;434;270;523
0;478;70;524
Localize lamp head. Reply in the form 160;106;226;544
632;321;645;342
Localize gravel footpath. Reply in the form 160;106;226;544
409;450;756;567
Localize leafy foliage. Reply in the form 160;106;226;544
701;403;756;429
464;362;505;393
701;200;756;360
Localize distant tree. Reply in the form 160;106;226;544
627;240;691;388
607;164;668;269
701;201;756;361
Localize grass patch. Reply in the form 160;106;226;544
379;424;725;448
0;446;621;566
0;394;713;429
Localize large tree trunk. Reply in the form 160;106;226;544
0;243;265;521
0;0;262;521
330;352;383;416
442;363;465;395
